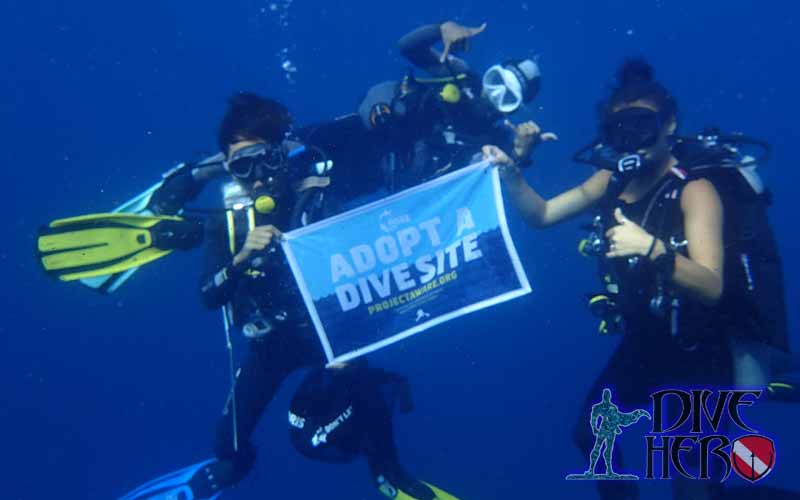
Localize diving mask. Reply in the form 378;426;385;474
482;64;524;113
574;110;666;176
224;142;287;183
482;59;541;114
601;107;664;154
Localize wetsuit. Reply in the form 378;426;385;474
397;24;471;77
574;171;734;500
188;196;331;495
287;362;436;500
391;24;521;191
333;24;522;198
139;140;337;495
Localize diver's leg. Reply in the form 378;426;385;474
119;327;320;500
363;378;437;500
195;330;304;495
666;347;730;500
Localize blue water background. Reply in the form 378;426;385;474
4;1;798;499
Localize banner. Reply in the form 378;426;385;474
281;161;531;364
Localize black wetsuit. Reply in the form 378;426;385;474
308;24;522;200
187;194;329;495
193;225;434;498
573;172;733;500
151;153;429;497
288;362;436;499
389;24;520;191
141;142;335;494
398;24;471;77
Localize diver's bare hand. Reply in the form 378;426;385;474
506;120;559;158
482;144;514;165
605;209;656;258
440;21;487;63
482;145;521;181
233;225;282;265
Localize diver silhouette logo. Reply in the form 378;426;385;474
414;309;431;322
566;388;651;480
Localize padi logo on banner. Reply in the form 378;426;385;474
566;388;777;483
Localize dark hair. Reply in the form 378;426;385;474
217;92;292;152
600;58;677;122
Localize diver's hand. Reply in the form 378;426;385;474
439;21;487;63
605;208;656;259
482;144;514;166
482;145;521;182
506;120;559;159
233;225;282;265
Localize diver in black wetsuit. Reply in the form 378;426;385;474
489;59;751;500
119;93;459;500
352;21;550;195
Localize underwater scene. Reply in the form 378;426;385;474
7;1;800;499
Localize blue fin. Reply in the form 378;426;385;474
119;459;220;500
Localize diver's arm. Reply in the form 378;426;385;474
651;179;724;305
199;215;243;308
201;224;284;308
200;263;241;309
147;157;226;215
398;23;470;77
501;166;612;228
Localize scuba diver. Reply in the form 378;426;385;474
288;361;459;500
485;59;790;499
50;92;458;500
351;20;547;195
116;94;460;500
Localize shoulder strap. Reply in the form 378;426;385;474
639;167;687;233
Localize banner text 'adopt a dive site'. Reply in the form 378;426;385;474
282;161;530;364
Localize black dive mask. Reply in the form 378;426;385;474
225;143;292;215
602;108;663;153
225;142;288;184
574;108;668;176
